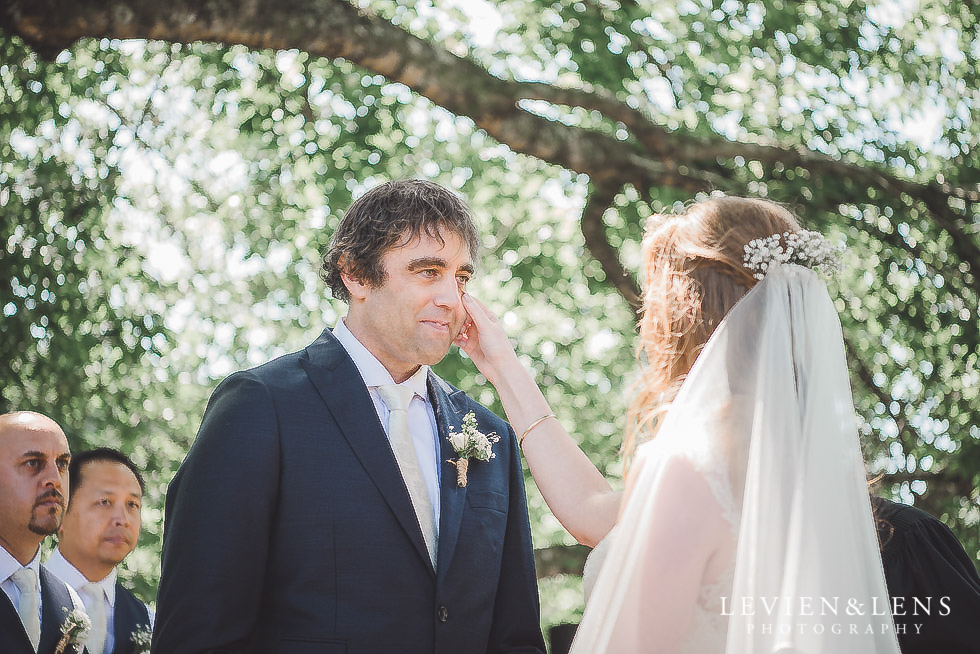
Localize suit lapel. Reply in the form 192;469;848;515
112;583;151;654
428;373;468;584
39;565;75;654
0;587;33;653
301;329;434;574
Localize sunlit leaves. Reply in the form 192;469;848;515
2;0;978;630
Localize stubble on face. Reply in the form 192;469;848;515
344;230;474;382
28;487;66;535
0;411;70;562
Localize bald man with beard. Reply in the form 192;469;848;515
0;411;86;654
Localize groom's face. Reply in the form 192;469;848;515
344;228;474;383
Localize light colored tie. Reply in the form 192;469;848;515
377;383;438;568
80;582;107;654
11;567;41;651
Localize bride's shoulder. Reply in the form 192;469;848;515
629;445;723;507
633;432;728;479
630;437;740;531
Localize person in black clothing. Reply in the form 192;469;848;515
872;496;980;653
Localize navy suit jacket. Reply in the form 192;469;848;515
152;329;545;654
109;583;151;654
0;565;83;654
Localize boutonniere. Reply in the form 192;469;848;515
131;624;153;653
446;411;499;487
55;607;90;654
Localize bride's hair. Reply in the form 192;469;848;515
625;195;801;462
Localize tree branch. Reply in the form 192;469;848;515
7;0;977;214
514;81;676;159
4;0;978;290
580;185;642;312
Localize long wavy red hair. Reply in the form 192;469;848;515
624;196;802;462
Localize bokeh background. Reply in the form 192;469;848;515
2;0;978;634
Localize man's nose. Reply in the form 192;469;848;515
41;463;65;490
433;276;463;309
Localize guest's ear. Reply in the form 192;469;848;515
339;259;369;301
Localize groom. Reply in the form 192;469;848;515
152;179;546;654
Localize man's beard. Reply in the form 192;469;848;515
28;490;64;535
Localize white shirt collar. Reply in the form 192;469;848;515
0;543;41;585
333;318;430;400
44;547;117;607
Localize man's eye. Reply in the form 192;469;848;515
129;502;141;510
420;269;438;278
100;498;111;506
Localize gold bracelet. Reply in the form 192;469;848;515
518;413;557;448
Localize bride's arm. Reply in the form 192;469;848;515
456;293;620;547
574;450;731;654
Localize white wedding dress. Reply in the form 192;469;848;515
571;264;902;654
585;528;734;653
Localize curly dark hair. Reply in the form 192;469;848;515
321;179;480;302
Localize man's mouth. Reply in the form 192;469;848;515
34;491;65;511
421;319;451;333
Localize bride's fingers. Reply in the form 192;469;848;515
462;293;501;326
454;318;473;346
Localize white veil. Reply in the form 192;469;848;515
570;264;902;654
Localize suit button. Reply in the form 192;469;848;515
437;606;449;622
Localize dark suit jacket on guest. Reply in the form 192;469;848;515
0;565;83;654
872;497;980;654
152;329;546;654
109;583;151;654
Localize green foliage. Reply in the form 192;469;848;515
1;31;638;612
471;0;980;568
2;0;979;634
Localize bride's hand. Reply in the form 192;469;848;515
454;293;519;385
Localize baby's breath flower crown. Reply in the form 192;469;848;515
742;229;844;280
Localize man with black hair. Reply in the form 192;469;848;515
46;448;152;654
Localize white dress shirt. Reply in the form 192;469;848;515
333;318;442;531
44;548;117;653
0;544;43;626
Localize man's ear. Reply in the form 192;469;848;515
340;266;369;302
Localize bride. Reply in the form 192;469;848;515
455;195;902;653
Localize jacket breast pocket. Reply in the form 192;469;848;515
276;638;347;654
466;489;507;514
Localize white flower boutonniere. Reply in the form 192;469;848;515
55;607;90;654
447;411;499;487
131;624;153;654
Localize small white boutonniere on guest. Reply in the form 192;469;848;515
55;607;91;654
446;412;499;487
131;624;153;654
